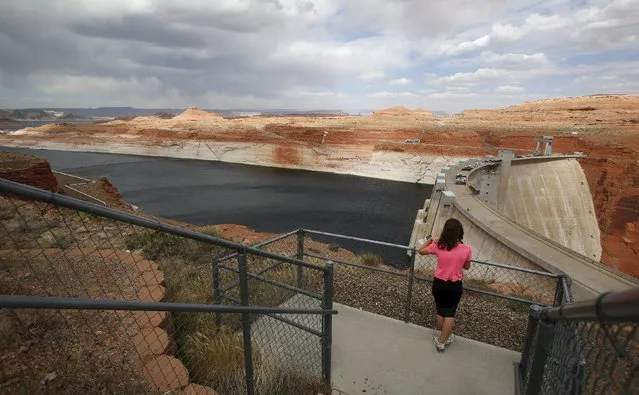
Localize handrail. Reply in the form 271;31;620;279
470;258;558;277
306;252;552;306
215;229;300;262
303;228;413;250
0;178;328;273
52;170;92;183
0;294;338;315
64;184;108;206
540;286;639;323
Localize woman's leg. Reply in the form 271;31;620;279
436;314;443;330
439;317;455;344
438;286;462;344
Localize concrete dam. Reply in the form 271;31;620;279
409;149;637;301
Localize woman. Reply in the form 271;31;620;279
418;218;472;352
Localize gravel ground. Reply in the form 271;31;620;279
0;251;148;393
332;264;529;352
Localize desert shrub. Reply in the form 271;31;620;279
504;299;532;313
124;230;225;264
196;226;219;237
125;231;192;260
359;252;382;267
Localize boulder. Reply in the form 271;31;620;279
142;355;189;391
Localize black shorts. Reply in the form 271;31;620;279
432;277;463;318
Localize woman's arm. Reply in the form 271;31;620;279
463;247;472;270
418;238;436;255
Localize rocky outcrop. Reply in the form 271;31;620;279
457;94;639;128
371;106;437;120
0;152;59;191
172;106;224;122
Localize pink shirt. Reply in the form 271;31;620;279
426;242;472;282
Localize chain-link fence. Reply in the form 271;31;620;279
0;179;334;395
294;228;563;351
213;235;332;392
519;289;638;395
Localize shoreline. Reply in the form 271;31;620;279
1;140;463;185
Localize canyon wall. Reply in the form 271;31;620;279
2;95;638;277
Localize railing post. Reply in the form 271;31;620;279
520;304;541;386
404;248;417;322
212;257;222;328
523;307;554;395
296;230;305;288
321;261;334;387
238;253;255;395
553;275;566;307
561;275;572;304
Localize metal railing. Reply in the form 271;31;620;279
4;175;612;392
0;178;335;395
244;228;566;351
53;170;108;207
518;287;639;395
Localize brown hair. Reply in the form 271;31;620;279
437;218;464;251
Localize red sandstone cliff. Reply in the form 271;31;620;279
0;152;59;192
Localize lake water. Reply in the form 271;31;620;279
1;146;432;261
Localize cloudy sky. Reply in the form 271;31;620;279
1;0;638;113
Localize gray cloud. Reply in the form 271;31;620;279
70;15;207;48
0;0;637;112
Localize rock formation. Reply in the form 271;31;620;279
172;106;224;122
1;95;638;277
371;106;438;120
0;152;59;191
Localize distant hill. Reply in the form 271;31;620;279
0;107;351;119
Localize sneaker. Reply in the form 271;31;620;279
445;334;455;346
433;337;446;353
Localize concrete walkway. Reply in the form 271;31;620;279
331;303;520;395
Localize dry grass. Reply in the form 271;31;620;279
182;329;321;395
125;232;324;394
359;252;383;267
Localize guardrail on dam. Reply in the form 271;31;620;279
409;152;638;300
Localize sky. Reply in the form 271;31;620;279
0;0;638;113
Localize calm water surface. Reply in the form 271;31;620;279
2;147;432;259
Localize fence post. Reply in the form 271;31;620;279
524;307;554;395
296;230;305;288
553;275;566;307
404;248;417;322
321;261;334;387
238;253;255;395
520;304;541;388
212;257;222;328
